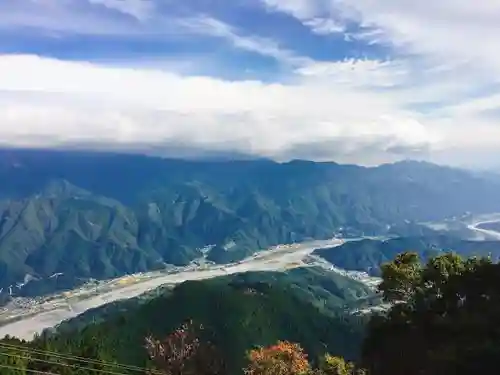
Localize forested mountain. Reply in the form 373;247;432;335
0;271;369;374
315;235;500;276
2;252;500;375
1;148;500;294
51;267;376;335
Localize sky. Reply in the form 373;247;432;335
1;0;500;167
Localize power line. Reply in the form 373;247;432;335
0;362;59;375
0;351;134;375
0;342;163;375
0;341;160;373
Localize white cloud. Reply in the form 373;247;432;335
262;0;500;75
0;0;149;36
261;0;500;86
0;54;441;165
303;18;345;35
0;1;309;68
334;1;500;75
296;59;408;88
175;16;312;67
256;0;500;166
261;0;321;20
88;0;156;21
261;0;346;36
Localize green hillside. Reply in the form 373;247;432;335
315;236;500;276
29;272;367;374
51;267;376;335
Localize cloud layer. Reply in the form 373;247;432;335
0;54;438;164
0;0;500;166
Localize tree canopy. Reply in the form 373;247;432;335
363;251;500;375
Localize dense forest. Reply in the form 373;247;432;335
51;267;377;334
0;251;499;374
0;275;367;374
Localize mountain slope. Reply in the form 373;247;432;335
315;236;500;276
31;273;367;373
50;267;376;335
0;180;163;295
1;149;500;294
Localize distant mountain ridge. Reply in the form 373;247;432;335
1;148;500;296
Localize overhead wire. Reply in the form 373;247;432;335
0;341;163;375
0;362;60;375
0;351;136;375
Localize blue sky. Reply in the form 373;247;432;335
1;0;500;166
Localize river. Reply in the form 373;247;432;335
0;239;344;340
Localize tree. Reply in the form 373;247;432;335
0;337;32;375
0;346;28;375
244;341;310;375
363;252;500;375
316;354;366;375
378;252;422;304
145;320;226;375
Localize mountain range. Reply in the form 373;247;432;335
2;148;500;295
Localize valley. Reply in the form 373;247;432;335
0;238;379;340
2;212;500;341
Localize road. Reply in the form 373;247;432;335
0;239;343;340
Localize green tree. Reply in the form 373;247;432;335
316;354;365;375
0;336;30;375
0;347;28;375
378;252;422;304
363;252;500;375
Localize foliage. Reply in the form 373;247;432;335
362;252;500;375
0;274;365;374
242;342;368;375
146;334;369;375
378;252;422;303
145;320;226;375
2;252;500;374
244;341;310;375
317;354;366;375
